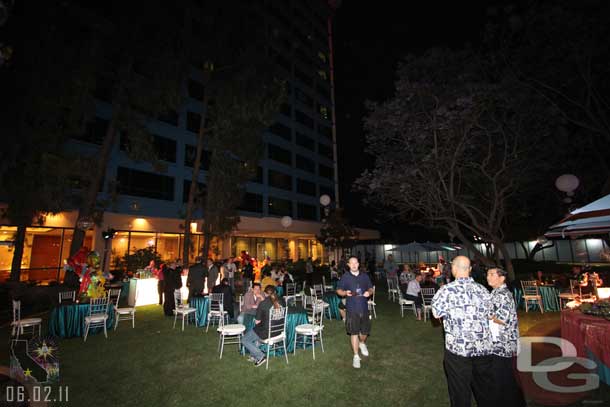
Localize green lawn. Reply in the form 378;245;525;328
1;294;608;407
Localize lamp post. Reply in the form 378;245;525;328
319;194;335;263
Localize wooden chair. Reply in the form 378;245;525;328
521;281;544;313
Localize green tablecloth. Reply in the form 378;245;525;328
189;296;209;327
514;286;560;312
48;303;114;338
241;306;308;354
323;292;341;320
276;286;284;297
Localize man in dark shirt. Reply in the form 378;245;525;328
186;256;205;301
337;255;373;369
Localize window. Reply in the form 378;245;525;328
296;132;315;151
317;103;329;120
268;196;292;216
317;69;327;82
253;166;263;184
186;111;202;133
295;88;314;108
317;51;327;64
318;123;332;139
153;135;177;163
268;122;292;141
319;164;333;179
297;179;316;196
268;144;292;166
294;67;312;86
187;78;205;102
297;203;317;220
239;192;263;213
158;110;179;126
296;154;315;173
318;142;333;160
268;169;292;191
295;110;314;129
182;179;206;203
73;117;108;145
117;167;175;201
184;144;211;171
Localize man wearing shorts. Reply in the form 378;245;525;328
337;256;373;368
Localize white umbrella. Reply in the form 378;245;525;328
545;194;610;238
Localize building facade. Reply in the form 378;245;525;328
0;0;378;282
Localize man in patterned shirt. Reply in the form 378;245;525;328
487;267;526;407
432;256;494;407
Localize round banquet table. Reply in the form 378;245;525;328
241;306;308;355
513;285;561;312
48;302;114;338
322;292;341;320
189;296;209;327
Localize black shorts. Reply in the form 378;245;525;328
345;311;371;336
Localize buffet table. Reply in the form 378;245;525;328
561;310;610;385
49;302;114;338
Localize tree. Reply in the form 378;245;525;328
182;0;286;262
317;208;359;256
69;1;190;255
0;1;94;280
355;49;551;279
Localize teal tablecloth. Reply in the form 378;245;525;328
241;306;308;355
514;286;560;312
49;303;114;338
189;296;209;327
276;286;284;297
323;292;341;320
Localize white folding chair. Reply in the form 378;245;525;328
558;279;580;308
398;290;416;317
521;281;544;313
84;297;109;341
115;289;136;330
322;276;333;292
261;306;289;370
206;293;228;332
58;290;76;303
11;300;42;341
387;278;400;302
173;290;197;331
107;288;122;310
313;284;324;297
294;300;325;359
367;286;377;319
216;307;246;359
420;288;436;322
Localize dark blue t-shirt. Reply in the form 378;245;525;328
337;271;373;314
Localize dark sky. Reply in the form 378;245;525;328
333;1;508;241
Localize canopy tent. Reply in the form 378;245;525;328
545;194;610;239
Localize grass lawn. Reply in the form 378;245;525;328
1;292;608;407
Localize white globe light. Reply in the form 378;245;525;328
280;216;292;228
319;194;331;206
555;174;579;193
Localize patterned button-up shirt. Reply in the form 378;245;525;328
490;284;519;358
432;277;492;357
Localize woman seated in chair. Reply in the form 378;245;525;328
405;274;424;320
241;285;283;366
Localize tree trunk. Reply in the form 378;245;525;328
201;221;212;261
451;227;494;266
495;240;515;281
70;117;119;256
9;225;27;282
182;92;209;265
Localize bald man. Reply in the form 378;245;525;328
431;256;494;407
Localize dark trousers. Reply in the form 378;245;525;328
163;288;175;316
443;350;494;407
491;355;526;407
157;280;165;305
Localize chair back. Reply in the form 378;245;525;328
209;293;224;313
322;275;327;286
310;300;325;328
12;300;21;323
313;284;324;297
108;288;122;308
59;291;76;303
267;305;287;339
174;289;184;308
569;279;581;297
89;297;109;317
420;287;436;306
370;286;376;302
286;283;296;296
521;280;540;296
387;278;396;290
237;294;243;312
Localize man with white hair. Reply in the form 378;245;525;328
432;256;494;407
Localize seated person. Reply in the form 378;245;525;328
242;285;284;366
405;274;424;320
238;283;264;324
399;264;414;293
260;271;277;290
212;278;234;321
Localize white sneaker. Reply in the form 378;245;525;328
352;354;361;369
359;342;369;357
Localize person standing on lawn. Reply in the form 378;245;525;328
336;255;373;369
431;255;494;407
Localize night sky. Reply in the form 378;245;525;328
333;0;513;240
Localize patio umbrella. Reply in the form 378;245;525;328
545;194;610;238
